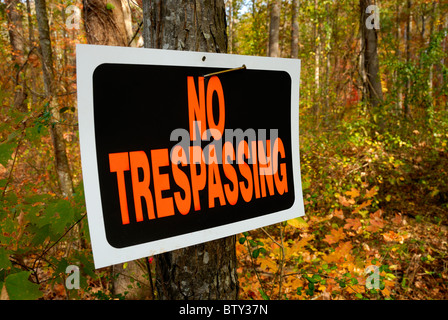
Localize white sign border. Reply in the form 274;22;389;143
76;44;304;269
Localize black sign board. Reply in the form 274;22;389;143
76;45;304;268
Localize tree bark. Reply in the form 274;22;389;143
83;0;133;46
395;0;403;115
290;0;299;59
268;0;280;57
404;0;412;117
5;0;27;112
313;0;320;116
35;0;74;198
360;0;383;110
427;1;436;105
142;0;239;300
142;0;227;53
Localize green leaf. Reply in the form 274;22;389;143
5;271;43;300
38;199;75;234
259;288;270;300
0;142;15;167
0;248;12;270
238;237;246;244
312;274;322;282
59;107;70;114
252;249;260;258
29;224;52;245
249;239;257;247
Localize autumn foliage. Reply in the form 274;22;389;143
1;0;448;300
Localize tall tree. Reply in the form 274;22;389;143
5;0;27;112
313;0;320;115
35;0;74;198
268;0;280;57
142;0;238;300
360;0;383;110
404;0;412;117
291;0;299;59
395;0;403;114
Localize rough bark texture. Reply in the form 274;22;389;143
142;0;227;53
404;0;411;117
268;0;280;57
155;237;238;300
290;0;299;59
35;0;74;198
83;0;133;46
360;0;383;109
6;0;27;112
142;0;238;300
313;0;320;115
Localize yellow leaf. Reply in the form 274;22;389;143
352;199;372;214
365;186;378;198
318;284;326;291
381;287;391;297
323;227;345;245
259;258;278;273
287;217;308;229
339;196;355;207
345;188;360;199
334;208;344;219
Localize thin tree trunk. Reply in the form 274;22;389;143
142;0;238;300
324;2;331;118
35;0;74;198
25;0;37;106
395;0;403;114
404;0;412;117
290;0;299;59
6;0;27;112
360;0;383;110
313;0;320;116
427;1;436;105
268;0;280;57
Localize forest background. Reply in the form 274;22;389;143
0;0;447;300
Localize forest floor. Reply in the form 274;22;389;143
235;203;448;300
235;115;448;300
30;114;448;301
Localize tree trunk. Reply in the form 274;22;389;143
404;0;412;117
227;0;238;54
313;0;320;116
324;2;331;117
427;1;436;105
82;0;151;300
268;0;280;57
290;0;299;59
395;0;403;115
360;0;383;110
142;0;239;300
83;0;133;46
5;0;27;112
35;0;74;198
